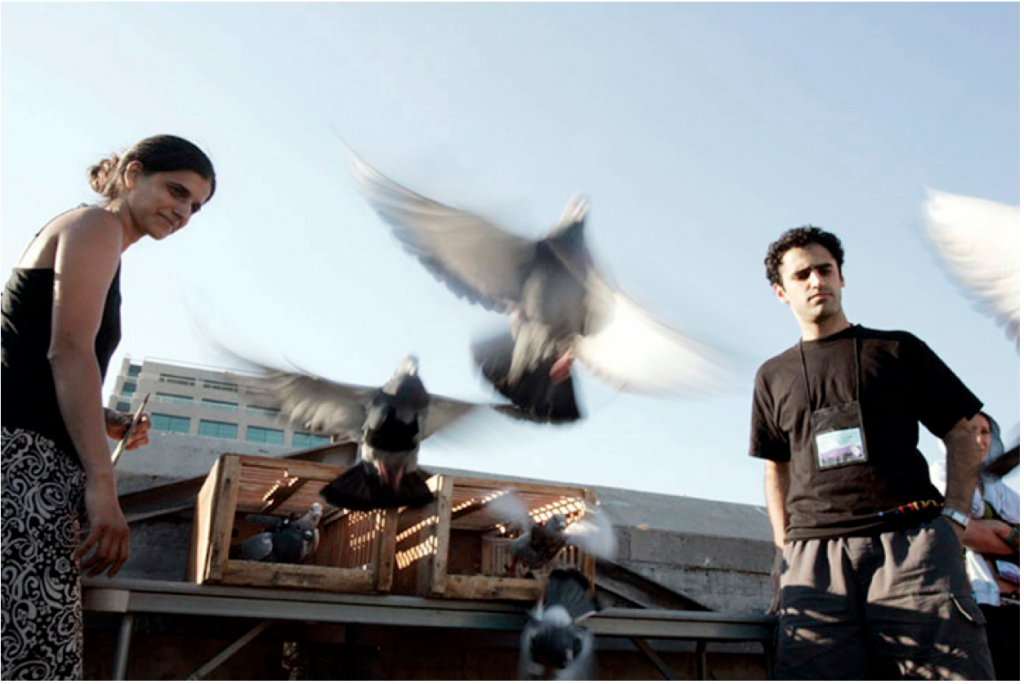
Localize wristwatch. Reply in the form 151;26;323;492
941;507;969;528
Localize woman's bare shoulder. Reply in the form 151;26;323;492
20;205;121;268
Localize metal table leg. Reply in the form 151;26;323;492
112;614;135;680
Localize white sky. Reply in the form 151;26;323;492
1;3;1019;506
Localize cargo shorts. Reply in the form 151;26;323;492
774;517;995;680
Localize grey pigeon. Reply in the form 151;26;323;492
490;491;617;574
923;189;1020;346
254;355;484;511
519;568;600;680
230;502;323;564
350;152;734;423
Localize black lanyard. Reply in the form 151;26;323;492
797;328;861;409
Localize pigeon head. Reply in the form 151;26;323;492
306;502;323;524
382;355;430;408
545;513;568;534
532;607;577;669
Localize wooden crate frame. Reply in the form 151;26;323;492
391;474;597;601
188;454;397;593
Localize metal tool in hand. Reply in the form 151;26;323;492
111;392;151;466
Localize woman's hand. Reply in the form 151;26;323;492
104;408;151;451
76;475;130;577
963;518;1016;556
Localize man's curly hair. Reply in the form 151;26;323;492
764;226;844;288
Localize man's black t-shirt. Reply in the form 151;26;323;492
749;325;981;540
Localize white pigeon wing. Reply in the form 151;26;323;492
924;188;1020;345
564;506;618;559
485;489;533;532
576;273;737;396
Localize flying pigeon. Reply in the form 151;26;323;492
519;568;600;680
253;355;485;511
923;189;1020;346
489;491;617;574
230;502;323;564
349;152;734;423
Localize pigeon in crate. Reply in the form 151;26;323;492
519;568;600;680
230;502;323;564
253;354;487;511
489;491;617;574
349;151;736;423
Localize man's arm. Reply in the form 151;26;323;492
942;417;984;541
765;460;790;549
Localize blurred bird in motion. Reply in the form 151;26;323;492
488;491;617;574
230;502;323;564
349;151;736;423
923;189;1020;347
246;354;490;511
519;568;600;680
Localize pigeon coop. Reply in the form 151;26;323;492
188;454;397;593
390;474;598;601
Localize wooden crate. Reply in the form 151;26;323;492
188;454;397;593
390;475;597;601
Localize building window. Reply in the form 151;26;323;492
151;413;191;434
203;380;239;393
199;419;238;440
156;393;194;406
160;373;196;387
201;398;238;412
246;426;284;445
293;433;331;449
121;381;137;396
127;364;142;378
246;405;281;418
116;401;131;413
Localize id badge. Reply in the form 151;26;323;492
810;402;868;470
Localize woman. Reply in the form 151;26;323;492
1;135;216;680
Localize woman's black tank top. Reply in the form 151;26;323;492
2;265;122;462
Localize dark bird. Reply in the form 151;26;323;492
350;152;735;423
490;492;617;573
254;355;484;511
519;568;600;680
923;189;1020;346
230;502;323;564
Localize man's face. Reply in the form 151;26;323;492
969;413;992;457
773;244;845;325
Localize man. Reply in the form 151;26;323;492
750;226;994;679
931;411;1020;680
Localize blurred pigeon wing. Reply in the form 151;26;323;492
350;153;537;313
564;507;617;560
576;273;736;395
924;189;1020;344
258;367;376;439
422;394;481;438
485;489;532;530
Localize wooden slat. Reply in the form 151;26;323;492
207;456;241;583
376;510;398;592
188;459;221;583
444;575;542;602
220;559;375;593
431;477;455;596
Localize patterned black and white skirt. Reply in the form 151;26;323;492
2;426;86;680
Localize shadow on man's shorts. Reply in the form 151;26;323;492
775;517;995;680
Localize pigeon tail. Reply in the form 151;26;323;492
544;568;599;621
320;462;435;511
473;331;582;424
